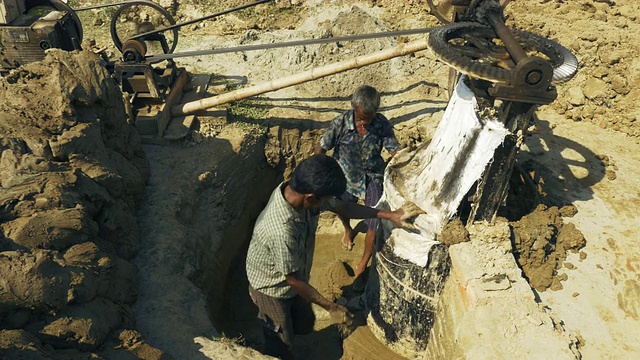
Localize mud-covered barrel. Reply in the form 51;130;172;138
366;232;450;358
365;79;509;358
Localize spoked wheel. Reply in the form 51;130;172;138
110;0;178;61
428;22;578;83
24;0;83;45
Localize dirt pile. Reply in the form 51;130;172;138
506;0;640;140
0;50;162;357
511;205;586;291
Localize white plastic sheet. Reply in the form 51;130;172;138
382;78;509;266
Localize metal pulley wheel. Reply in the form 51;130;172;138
428;22;578;84
110;0;178;61
122;39;147;62
24;0;83;44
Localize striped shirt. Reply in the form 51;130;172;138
246;182;333;299
320;109;399;199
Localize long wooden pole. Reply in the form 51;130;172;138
171;38;430;116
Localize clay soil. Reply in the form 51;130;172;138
1;0;640;359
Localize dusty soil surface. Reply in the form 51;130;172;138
1;0;640;359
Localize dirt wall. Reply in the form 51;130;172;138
0;50;163;358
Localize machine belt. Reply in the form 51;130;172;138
146;27;434;61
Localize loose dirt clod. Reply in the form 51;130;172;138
511;205;586;291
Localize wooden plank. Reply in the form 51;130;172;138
164;74;211;140
469;101;535;223
156;68;188;137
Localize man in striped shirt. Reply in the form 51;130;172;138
246;154;411;359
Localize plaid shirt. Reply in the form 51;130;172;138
320;109;399;199
246;182;334;299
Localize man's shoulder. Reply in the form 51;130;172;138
374;113;391;124
254;185;294;232
331;109;352;122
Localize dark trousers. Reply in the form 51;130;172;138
249;286;315;360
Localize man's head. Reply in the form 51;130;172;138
351;85;380;126
289;154;346;209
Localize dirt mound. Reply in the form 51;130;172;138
511;204;586;292
0;50;163;357
315;260;354;302
506;0;640;141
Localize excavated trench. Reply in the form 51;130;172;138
0;51;590;360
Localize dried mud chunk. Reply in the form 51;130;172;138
557;222;586;253
63;242;101;265
0;250;70;312
605;169;617;180
103;329;172;359
4;206;98;250
0;329;51;359
511;205;585;291
37;297;132;351
437;217;470;245
559;204;578;217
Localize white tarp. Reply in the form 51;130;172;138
381;78;509;266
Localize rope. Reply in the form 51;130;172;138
147;27;433;61
376;252;439;305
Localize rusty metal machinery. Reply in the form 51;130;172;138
427;0;577;105
0;0;82;71
0;0;578;141
425;0;578;223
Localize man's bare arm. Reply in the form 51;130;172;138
285;274;350;324
285;274;333;309
332;199;424;230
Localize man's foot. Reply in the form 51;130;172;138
341;231;354;251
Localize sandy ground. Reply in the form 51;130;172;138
522;110;640;358
1;0;639;359
149;1;640;358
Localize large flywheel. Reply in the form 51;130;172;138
24;0;83;44
428;22;578;84
109;0;179;59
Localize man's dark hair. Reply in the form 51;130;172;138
289;154;346;198
351;85;380;116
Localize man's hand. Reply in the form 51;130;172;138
327;303;353;326
386;201;425;230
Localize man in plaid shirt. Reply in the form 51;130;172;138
246;154;412;359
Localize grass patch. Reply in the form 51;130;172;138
226;98;269;136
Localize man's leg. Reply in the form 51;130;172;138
354;180;382;279
249;286;295;360
338;192;358;251
291;295;315;335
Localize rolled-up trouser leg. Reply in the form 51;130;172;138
364;178;383;232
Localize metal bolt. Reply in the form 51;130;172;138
526;70;542;85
